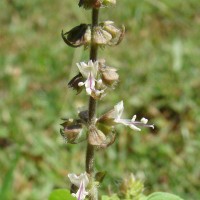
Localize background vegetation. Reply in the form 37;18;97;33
0;0;200;199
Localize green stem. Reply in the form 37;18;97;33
86;8;99;200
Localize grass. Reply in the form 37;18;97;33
0;0;200;199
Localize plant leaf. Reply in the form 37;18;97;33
48;189;76;200
0;151;20;200
101;194;120;200
139;194;148;200
95;171;107;183
146;192;184;200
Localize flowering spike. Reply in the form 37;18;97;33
78;110;89;124
60;0;154;199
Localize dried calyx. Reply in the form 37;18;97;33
60;109;91;144
62;21;125;48
88;124;116;148
78;0;116;9
60;119;84;144
98;59;119;87
60;109;116;148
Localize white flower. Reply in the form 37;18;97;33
68;172;89;200
113;101;154;131
77;60;98;79
77;60;104;97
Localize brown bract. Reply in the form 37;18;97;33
78;0;102;9
61;24;89;48
68;73;85;94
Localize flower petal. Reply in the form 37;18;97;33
114;101;124;120
85;73;95;95
77;60;98;79
68;172;89;188
112;101;154;131
74;181;88;200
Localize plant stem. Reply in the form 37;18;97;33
86;8;99;200
90;8;99;62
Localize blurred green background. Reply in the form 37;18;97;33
0;0;200;199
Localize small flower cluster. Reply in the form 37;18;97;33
61;101;154;147
62;21;125;48
68;60;119;99
93;101;154;147
65;101;154;200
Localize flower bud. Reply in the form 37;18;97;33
95;171;107;183
120;174;144;199
90;89;106;100
78;110;89;124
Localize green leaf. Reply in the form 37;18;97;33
48;189;76;200
95;171;107;183
101;194;120;200
139;194;148;200
0;151;20;200
146;192;184;200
